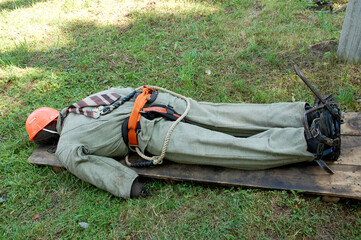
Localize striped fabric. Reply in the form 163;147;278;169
68;93;121;118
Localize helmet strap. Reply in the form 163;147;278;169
42;128;59;135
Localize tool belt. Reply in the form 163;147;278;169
122;86;183;147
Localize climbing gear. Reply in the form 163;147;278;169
126;87;183;147
122;104;183;168
128;86;154;146
141;105;182;121
125;85;191;167
122;104;182;148
294;65;342;174
26;107;59;141
67;92;121;118
100;90;137;115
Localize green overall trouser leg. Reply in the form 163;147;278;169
137;93;314;170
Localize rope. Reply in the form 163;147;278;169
125;85;191;167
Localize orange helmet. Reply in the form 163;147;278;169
26;107;59;141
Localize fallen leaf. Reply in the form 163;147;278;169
10;210;14;215
32;213;40;220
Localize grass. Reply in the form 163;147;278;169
1;0;360;238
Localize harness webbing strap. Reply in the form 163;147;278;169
142;105;181;120
128;86;153;146
143;106;172;115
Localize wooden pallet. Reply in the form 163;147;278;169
28;112;361;200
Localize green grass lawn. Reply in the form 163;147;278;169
1;0;360;238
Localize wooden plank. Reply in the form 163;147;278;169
341;112;361;136
125;159;361;200
338;136;361;166
28;145;63;167
27;141;361;200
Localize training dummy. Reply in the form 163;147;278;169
25;72;342;199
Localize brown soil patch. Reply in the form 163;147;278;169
310;40;338;56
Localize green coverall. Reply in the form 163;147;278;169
55;87;314;199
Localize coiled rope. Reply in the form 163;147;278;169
125;85;191;166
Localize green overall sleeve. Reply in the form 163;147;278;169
56;143;138;199
54;87;139;199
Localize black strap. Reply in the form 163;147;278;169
121;118;130;145
141;104;182;121
315;159;334;174
101;90;137;115
130;161;154;167
121;117;141;146
134;91;158;104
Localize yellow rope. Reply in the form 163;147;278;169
125;86;191;166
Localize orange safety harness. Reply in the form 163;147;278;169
124;85;191;167
127;86;184;147
128;86;154;146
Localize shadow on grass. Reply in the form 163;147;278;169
0;0;47;11
0;5;232;119
0;7;229;92
0;21;134;75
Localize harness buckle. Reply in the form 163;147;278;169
310;125;320;139
100;106;111;115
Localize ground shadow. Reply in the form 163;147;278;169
0;6;231;94
0;4;238;114
0;0;47;11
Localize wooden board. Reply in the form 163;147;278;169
341;112;361;136
124;160;361;200
338;136;361;166
29;146;63;168
28;112;361;200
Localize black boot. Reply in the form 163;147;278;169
294;65;342;167
305;98;341;162
130;180;148;198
